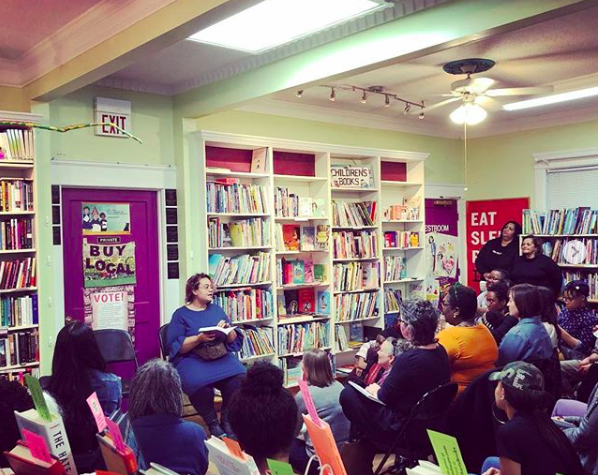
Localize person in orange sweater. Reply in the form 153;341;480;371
438;284;498;394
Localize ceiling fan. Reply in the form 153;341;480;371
423;58;554;125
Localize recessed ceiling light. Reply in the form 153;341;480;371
503;86;598;111
188;0;387;53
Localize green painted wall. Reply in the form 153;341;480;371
466;119;598;205
194;110;464;184
48;86;174;165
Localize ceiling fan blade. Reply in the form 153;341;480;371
412;97;461;114
475;96;504;112
486;86;554;97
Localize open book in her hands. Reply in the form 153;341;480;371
198;326;237;336
348;381;385;405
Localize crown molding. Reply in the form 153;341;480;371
94;77;175;96
235;98;456;139
0;111;43;123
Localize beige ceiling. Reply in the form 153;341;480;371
256;4;598;137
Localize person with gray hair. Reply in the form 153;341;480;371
339;299;450;473
130;359;209;475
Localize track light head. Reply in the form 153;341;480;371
384;95;391;108
419;111;425;120
329;88;336;102
360;91;368;104
403;104;411;115
295;90;304;98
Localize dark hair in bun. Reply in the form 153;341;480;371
227;363;298;463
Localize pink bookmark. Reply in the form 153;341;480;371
22;429;52;464
86;392;108;433
297;379;322;427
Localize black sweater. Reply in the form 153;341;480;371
510;254;562;296
475;238;519;276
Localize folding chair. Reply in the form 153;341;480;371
93;329;139;398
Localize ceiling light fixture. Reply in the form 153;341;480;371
419;112;425;120
319;84;424;113
188;0;388;53
329;88;336;102
384;95;391;108
403;104;411;115
360;91;368;104
295;90;304;98
503;86;598;111
449;103;487;125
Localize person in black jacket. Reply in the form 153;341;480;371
475;221;522;279
510;236;562;297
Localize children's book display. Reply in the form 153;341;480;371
208;217;270;248
208;252;271;286
238;325;275;359
213;288;274;322
332;201;376;228
332;230;378;259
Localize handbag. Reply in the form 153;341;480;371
194;333;228;360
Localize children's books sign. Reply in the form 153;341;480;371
83;239;136;287
331;164;374;189
83;202;131;235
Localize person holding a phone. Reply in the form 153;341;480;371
166;273;245;438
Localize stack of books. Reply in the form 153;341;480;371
333;261;379;292
0;328;39;368
334;292;378;322
384;255;407;281
206;180;269;214
212;288;274;322
0;257;36;289
238;326;275;359
208;253;270;286
0;218;34;250
384;197;421;221
208;217;270;248
332;230;378;259
384;231;419;248
332;201;376;227
523;207;598;235
277;321;330;355
0;180;34;212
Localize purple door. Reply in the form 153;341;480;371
62;188;161;366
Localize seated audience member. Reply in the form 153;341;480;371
290;349;349;474
552;383;598;475
496;284;553;367
46;321;122;473
479;281;517;344
538;286;561;349
483;362;584;475
559;281;598;357
228;363;298;474
351;336;412;387
129;359;208;475
340;299;450;471
0;379;34;467
477;269;510;312
561;337;598;397
438;285;498;394
352;333;385;381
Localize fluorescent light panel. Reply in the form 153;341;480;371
189;0;385;53
503;86;598;111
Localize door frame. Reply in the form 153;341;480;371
50;160;178;341
425;183;467;284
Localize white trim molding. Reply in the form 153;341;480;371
533;147;598;211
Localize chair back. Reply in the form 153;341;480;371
159;324;169;359
93;329;139;368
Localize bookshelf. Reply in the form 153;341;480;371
195;131;427;382
0;113;40;380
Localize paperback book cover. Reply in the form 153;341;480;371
312;199;327;218
300;226;315;251
298;288;315;314
316;290;330;315
299;197;313;217
315;225;330;251
304;259;314;283
349;323;364;342
292;260;305;284
277;293;287;317
314;264;327;283
285;290;299;314
282;225;300;251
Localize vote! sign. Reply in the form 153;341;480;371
466;197;529;291
83;239;136;288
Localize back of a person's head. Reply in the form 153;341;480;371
228;363;298;463
302;349;334;388
0;379;34;466
537;286;557;321
128;359;183;420
447;285;478;321
401;299;439;346
510;284;542;318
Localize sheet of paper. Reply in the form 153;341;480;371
22;429;52;463
222;437;245;461
297;379;322;426
348;381;385;405
24;375;51;421
86;392;108;433
266;459;294;475
426;430;467;475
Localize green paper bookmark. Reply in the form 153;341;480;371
24;375;51;421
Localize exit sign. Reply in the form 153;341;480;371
95;97;131;138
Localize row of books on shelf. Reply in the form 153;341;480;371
274;188;327;218
206;180;269;214
335;324;366;352
238;325;275;359
277;321;330;355
212;288;274;322
208;252;270;286
383;197;421;221
0;366;39;380
276;224;329;252
208;217;270;248
0;128;35;161
544;238;598;265
385;288;403;313
277;257;327;286
332;230;378;259
384;255;407;281
523;208;598;235
384;231;420;249
1;294;38;327
335;292;378;322
0;329;38;368
278;288;330;316
279;356;303;387
333;261;379;292
0;257;36;290
0;180;34;212
332;200;376;227
0;218;34;250
563;271;598;300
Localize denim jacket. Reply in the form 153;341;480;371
496;316;553;366
88;368;122;416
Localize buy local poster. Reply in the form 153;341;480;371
466;197;529;291
83;239;136;288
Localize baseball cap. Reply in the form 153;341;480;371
488;361;544;392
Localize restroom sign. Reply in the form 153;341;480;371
95;97;131;138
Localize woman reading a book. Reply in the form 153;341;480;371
129;359;208;475
166;273;245;438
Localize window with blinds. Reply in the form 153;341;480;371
547;167;598;209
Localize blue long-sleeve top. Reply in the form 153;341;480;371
166;304;246;395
